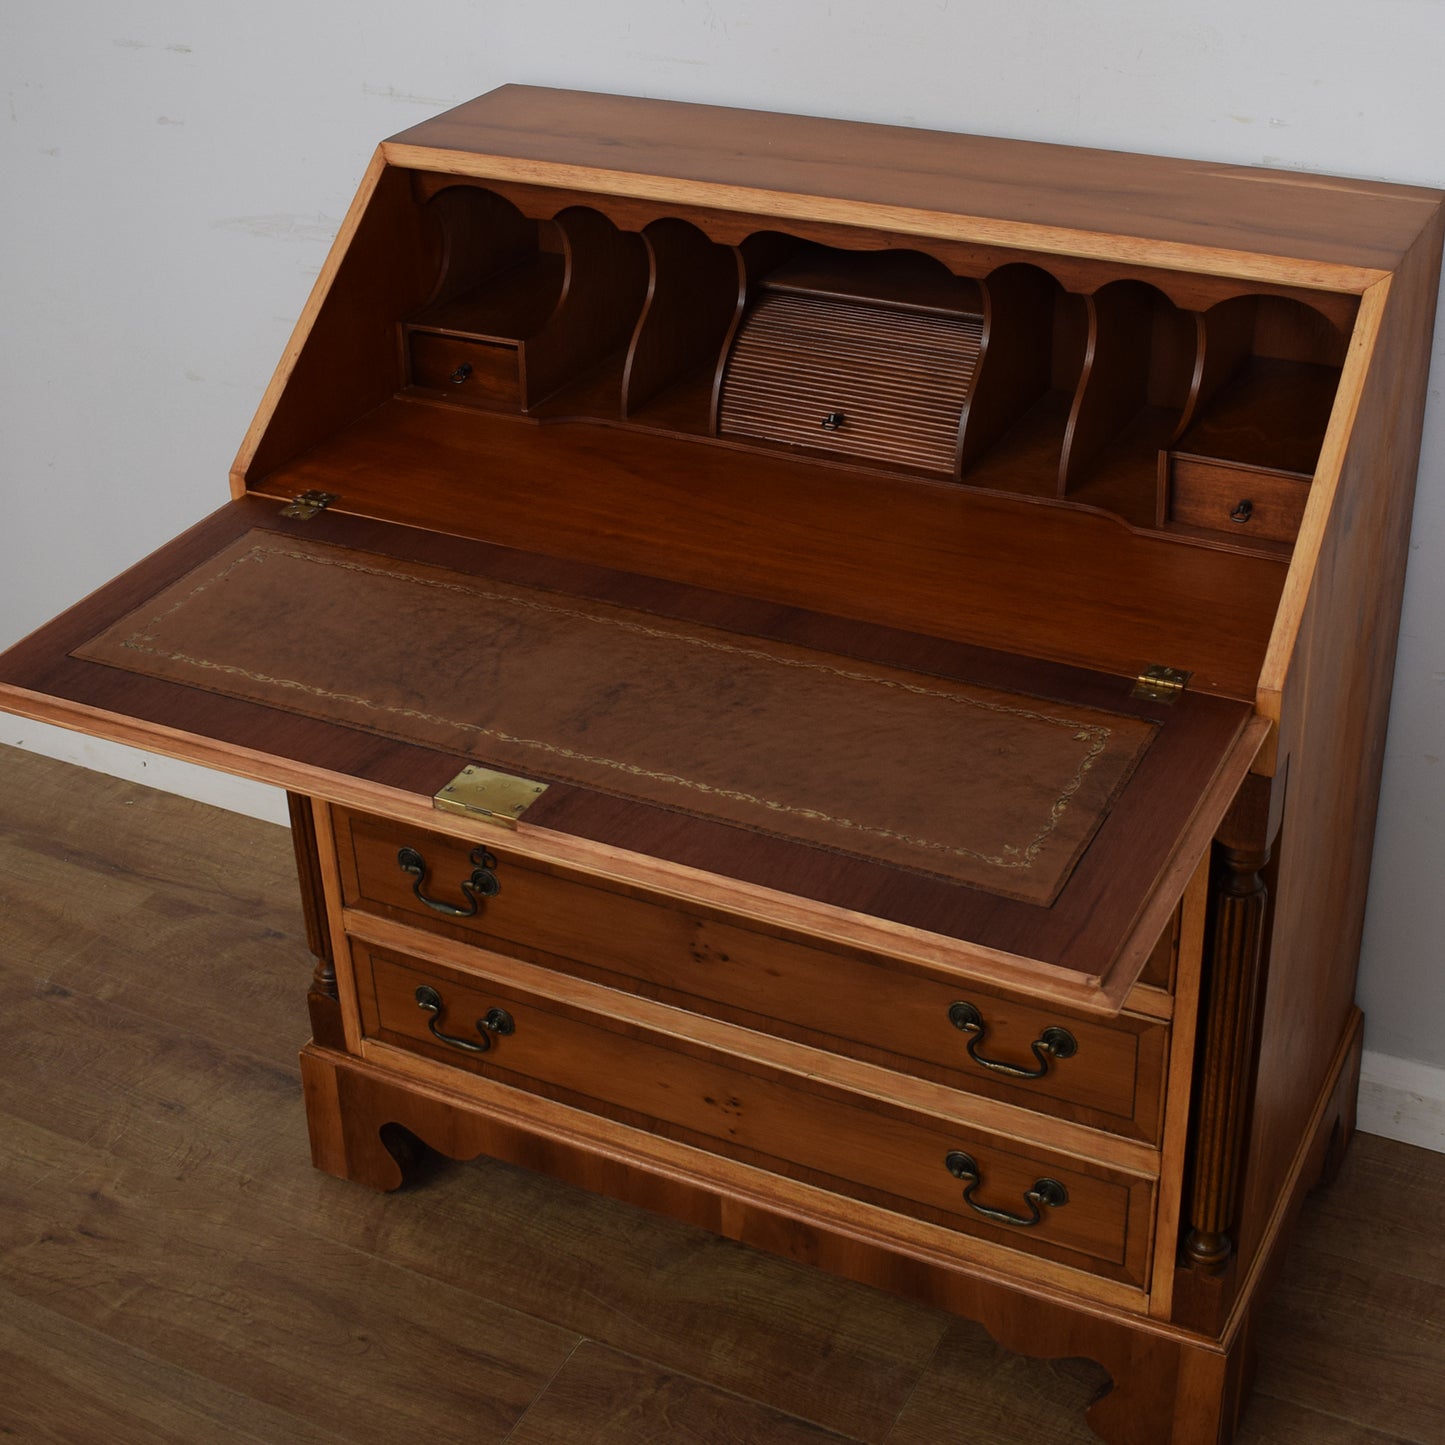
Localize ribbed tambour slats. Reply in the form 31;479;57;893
719;293;983;474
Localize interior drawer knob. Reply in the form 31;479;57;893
449;361;474;384
947;1001;1077;1079
944;1150;1069;1228
414;984;515;1053
1230;498;1254;523
397;844;500;916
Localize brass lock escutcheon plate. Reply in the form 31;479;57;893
434;764;549;829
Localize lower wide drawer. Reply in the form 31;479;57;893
335;808;1170;1142
352;939;1157;1288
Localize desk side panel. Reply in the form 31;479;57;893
1233;204;1445;1284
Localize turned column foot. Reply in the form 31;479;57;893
288;792;347;1051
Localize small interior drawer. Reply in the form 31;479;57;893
354;939;1157;1286
1165;454;1310;543
407;329;521;408
334;808;1169;1141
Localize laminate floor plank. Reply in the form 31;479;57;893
504;1341;868;1444
1231;1392;1420;1445
0;1284;352;1445
0;960;308;1189
0;741;293;900
880;1320;1105;1443
0;759;306;1060
1290;1132;1445;1286
0;1113;578;1445
1249;1247;1445;1442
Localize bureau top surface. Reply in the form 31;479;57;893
387;86;1442;280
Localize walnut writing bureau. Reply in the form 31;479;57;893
2;88;1440;1443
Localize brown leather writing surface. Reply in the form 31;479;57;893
77;533;1156;903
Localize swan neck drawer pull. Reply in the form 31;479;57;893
396;845;500;916
414;984;514;1053
944;1150;1069;1228
947;1001;1077;1079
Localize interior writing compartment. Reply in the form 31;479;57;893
221;165;1349;716
247;162;1359;581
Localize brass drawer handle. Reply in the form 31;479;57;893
414;984;514;1053
947;1001;1077;1080
944;1150;1068;1228
397;845;500;917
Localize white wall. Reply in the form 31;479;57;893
3;1;1443;1142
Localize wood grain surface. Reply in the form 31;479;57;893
1;746;1440;1443
383;87;1441;284
1239;208;1445;1293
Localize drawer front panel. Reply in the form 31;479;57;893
1166;455;1310;543
407;330;521;408
355;941;1156;1285
336;809;1169;1140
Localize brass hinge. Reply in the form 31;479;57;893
434;765;549;829
279;490;338;520
1132;664;1192;704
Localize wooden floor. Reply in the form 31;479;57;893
1;744;1441;1444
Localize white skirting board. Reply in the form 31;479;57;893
0;715;290;826
4;714;1443;1154
1356;1052;1445;1153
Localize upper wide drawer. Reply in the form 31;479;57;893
336;807;1172;1142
